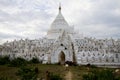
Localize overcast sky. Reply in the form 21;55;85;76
0;0;120;44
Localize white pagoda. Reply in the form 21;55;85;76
0;5;120;67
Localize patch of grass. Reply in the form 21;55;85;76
82;69;119;80
29;64;66;79
0;64;66;80
16;66;38;80
70;66;89;80
0;65;19;80
0;64;119;80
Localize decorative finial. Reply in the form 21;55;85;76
59;3;61;12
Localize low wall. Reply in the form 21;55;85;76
78;63;120;68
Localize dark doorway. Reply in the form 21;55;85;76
59;51;65;64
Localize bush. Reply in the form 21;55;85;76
0;77;9;80
0;56;10;65
9;57;27;67
16;67;39;80
65;61;77;66
83;73;96;80
45;71;63;80
29;58;39;64
0;56;28;67
83;69;116;80
49;73;63;80
86;64;97;68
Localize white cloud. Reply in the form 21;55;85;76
0;0;120;44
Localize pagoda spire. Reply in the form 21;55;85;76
59;3;61;13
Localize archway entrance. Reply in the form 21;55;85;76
59;51;65;64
